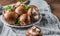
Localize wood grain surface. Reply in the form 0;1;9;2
0;0;18;6
45;0;60;20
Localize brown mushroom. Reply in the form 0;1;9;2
15;4;26;16
3;10;18;24
19;13;27;26
30;5;40;21
27;5;40;22
26;26;43;36
27;8;32;16
27;8;32;24
13;2;21;9
30;5;39;11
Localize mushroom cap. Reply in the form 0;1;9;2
13;1;21;10
19;13;27;21
3;11;18;24
15;4;26;15
19;13;27;26
26;26;43;36
27;5;40;22
30;5;39;11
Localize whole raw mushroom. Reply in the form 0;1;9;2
3;10;18;24
15;4;26;16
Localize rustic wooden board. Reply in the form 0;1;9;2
0;0;18;6
45;0;60;20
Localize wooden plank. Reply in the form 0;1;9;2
45;0;60;20
0;0;18;6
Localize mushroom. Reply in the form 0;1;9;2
27;8;32;24
30;5;39;11
30;5;40;21
15;4;26;16
32;8;40;21
27;8;32;16
27;5;40;22
26;26;43;36
13;2;21;9
3;10;18;24
19;13;27;26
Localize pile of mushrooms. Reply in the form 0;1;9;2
2;2;40;26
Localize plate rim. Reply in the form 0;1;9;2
0;15;42;28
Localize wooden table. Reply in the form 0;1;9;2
45;0;60;20
0;0;18;6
